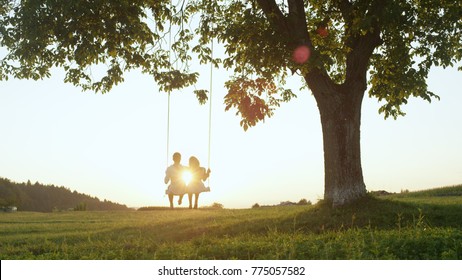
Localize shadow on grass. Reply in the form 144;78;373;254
103;195;462;245
3;194;461;259
290;195;462;233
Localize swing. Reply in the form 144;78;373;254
163;0;214;206
165;66;213;189
165;25;214;191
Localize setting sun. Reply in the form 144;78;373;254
182;170;192;185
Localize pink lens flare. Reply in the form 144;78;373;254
292;45;311;64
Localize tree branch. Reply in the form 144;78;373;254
256;0;336;96
336;0;353;23
255;0;289;36
344;0;383;91
287;0;311;46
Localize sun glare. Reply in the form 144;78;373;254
182;171;192;185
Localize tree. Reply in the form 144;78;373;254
1;1;461;206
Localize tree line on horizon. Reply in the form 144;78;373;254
0;177;128;212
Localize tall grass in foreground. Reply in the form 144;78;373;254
1;185;461;259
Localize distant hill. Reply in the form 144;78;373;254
393;185;462;197
0;177;129;212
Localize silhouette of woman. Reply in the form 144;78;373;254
186;156;210;209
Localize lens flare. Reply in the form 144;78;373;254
182;171;192;185
292;45;311;64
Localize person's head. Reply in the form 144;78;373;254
189;156;200;168
172;152;181;164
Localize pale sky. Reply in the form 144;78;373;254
1;51;461;208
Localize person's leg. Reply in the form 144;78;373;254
168;194;174;208
178;194;184;205
194;193;200;209
188;193;193;209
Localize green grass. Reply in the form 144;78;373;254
1;185;462;259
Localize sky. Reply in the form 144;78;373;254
1;49;461;208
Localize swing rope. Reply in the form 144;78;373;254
166;0;173;167
165;1;214;189
206;36;213;188
166;92;171;167
206;0;215;188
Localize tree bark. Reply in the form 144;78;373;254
319;88;366;207
306;72;367;207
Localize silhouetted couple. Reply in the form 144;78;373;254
164;152;211;209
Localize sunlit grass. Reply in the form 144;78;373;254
1;185;461;259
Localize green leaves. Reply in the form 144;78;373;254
224;76;296;131
153;70;199;93
368;0;459;118
193;89;209;105
1;0;461;124
0;0;198;93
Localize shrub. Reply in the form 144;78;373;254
297;199;312;206
202;202;224;209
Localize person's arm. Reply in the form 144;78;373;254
202;168;211;181
164;168;170;184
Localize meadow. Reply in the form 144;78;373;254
1;185;462;259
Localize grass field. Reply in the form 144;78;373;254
1;185;462;259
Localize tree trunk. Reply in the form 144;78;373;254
256;0;382;207
308;73;367;207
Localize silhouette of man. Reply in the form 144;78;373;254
164;152;186;208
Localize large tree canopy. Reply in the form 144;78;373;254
1;0;461;206
0;0;202;92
